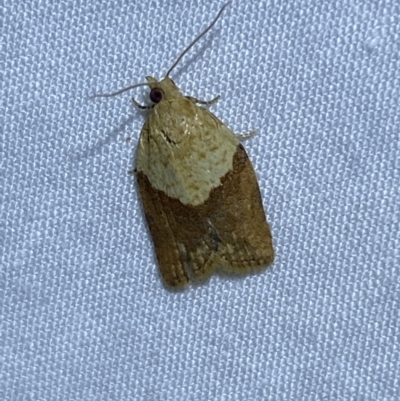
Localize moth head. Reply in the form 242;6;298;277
146;76;181;104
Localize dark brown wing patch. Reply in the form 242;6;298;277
136;144;274;289
136;174;190;288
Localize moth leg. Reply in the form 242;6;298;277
186;95;220;106
132;97;153;110
235;130;257;141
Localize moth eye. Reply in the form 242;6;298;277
150;88;164;103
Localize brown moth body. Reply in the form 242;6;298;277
93;3;274;289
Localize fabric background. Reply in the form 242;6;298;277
2;0;399;400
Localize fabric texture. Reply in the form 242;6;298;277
1;0;399;400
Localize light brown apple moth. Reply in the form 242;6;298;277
93;3;274;289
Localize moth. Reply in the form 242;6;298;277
93;3;274;288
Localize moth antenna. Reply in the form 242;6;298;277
89;2;230;99
88;82;150;99
165;1;231;78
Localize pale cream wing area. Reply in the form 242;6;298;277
136;97;239;206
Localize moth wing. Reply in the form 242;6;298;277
136;171;190;289
191;142;274;280
136;97;273;288
187;107;274;276
173;106;274;280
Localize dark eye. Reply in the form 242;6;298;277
150;88;163;103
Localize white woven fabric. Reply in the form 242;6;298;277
2;0;399;400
